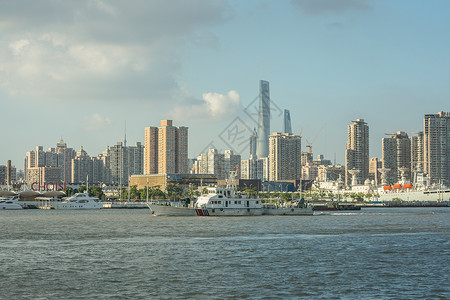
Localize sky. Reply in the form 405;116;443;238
1;0;449;170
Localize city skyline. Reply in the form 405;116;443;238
1;1;450;168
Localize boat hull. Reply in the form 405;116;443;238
148;204;198;216
54;203;103;209
0;204;23;210
148;204;263;216
206;208;263;216
378;190;450;202
262;207;314;215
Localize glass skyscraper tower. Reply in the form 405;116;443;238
283;109;292;134
256;80;270;158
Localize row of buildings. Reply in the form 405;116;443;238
21;120;189;189
4;79;449;192
345;112;450;187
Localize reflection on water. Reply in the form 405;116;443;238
0;208;449;299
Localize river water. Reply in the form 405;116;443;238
0;208;448;299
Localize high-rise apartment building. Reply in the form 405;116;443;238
410;131;424;173
424;112;450;184
345;119;369;186
25;141;76;185
382;131;411;183
55;139;76;183
0;164;17;186
194;149;241;180
71;146;93;184
110;142;127;184
128;142;144;177
109;141;144;184
256;80;270;158
369;157;382;185
283;109;292;134
144;127;158;174
144;120;189;175
269;132;302;181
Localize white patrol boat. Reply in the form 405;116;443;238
54;193;103;209
194;186;262;216
148;187;263;216
148;171;262;216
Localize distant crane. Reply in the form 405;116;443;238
305;124;325;154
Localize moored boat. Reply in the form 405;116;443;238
54;193;103;209
262;204;314;215
313;204;361;211
0;196;23;210
148;186;263;216
148;201;198;216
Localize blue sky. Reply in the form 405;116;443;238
1;0;449;169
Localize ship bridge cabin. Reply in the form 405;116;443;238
195;187;261;209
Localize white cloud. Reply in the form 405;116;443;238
169;90;241;121
8;39;31;56
0;1;231;103
84;113;112;132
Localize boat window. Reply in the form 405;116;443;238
218;201;221;204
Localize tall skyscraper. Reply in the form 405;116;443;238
424;112;450;184
256;80;270;158
144;120;189;175
382;131;411;183
269;132;302;181
345;119;369;186
283;109;292;134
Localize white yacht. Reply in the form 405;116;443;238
0;197;23;210
54;193;103;209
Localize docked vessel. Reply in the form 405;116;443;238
377;172;450;204
147;201;198;216
313;204;361;211
377;188;450;204
54;193;103;209
148;170;262;216
195;186;262;216
0;196;23;210
148;186;262;216
262;202;314;215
